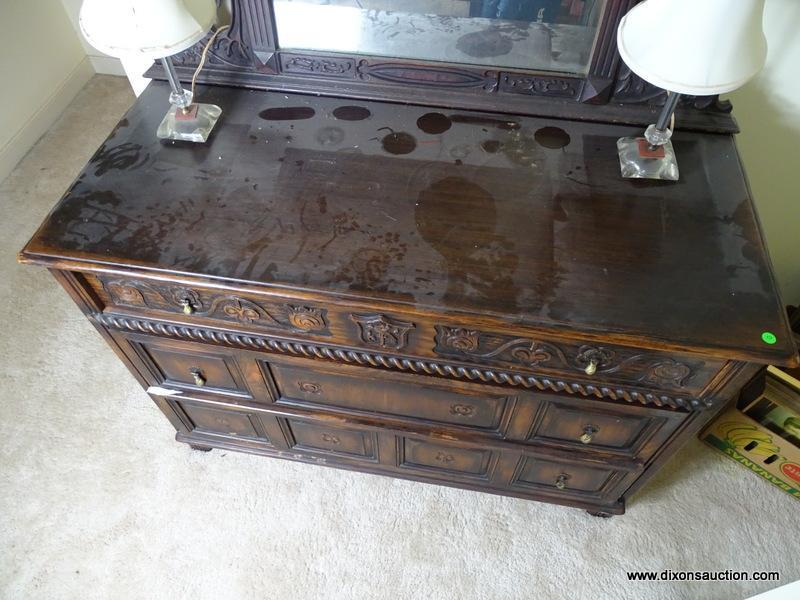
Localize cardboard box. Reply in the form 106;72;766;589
702;367;800;500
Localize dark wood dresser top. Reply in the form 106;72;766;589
20;82;797;366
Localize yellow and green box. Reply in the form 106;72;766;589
702;367;800;501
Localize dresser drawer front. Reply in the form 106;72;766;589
281;418;379;462
168;398;279;447
264;360;511;433
130;337;252;396
87;274;331;338
433;326;725;397
111;332;273;402
510;455;625;499
87;271;725;407
520;396;684;459
397;437;497;480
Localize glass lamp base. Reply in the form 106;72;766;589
157;103;222;143
617;136;679;181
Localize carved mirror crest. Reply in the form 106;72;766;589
157;0;733;129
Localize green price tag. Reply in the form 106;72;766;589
761;332;777;345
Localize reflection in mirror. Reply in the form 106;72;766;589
274;0;606;74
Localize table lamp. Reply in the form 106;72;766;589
616;0;768;180
79;0;221;143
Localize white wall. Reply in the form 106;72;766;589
729;0;800;305
0;0;94;181
58;0;125;76
58;0;151;94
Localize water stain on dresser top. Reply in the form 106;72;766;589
417;112;453;135
22;83;790;358
259;106;316;120
380;131;417;155
534;126;571;149
332;106;371;121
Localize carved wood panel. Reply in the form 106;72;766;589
98;312;715;411
499;73;582;99
98;276;329;336
433;325;710;392
155;0;733;125
351;313;415;351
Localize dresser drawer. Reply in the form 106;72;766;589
395;437;498;482
167;397;283;449
112;332;269;400
263;358;514;435
432;326;726;397
86;274;331;339
280;417;380;464
86;271;726;405
510;455;628;501
509;394;685;460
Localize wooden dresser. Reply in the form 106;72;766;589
19;81;798;516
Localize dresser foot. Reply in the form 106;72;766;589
189;444;213;452
587;510;613;518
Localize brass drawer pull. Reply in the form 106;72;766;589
321;433;340;445
179;298;195;315
555;473;570;490
189;368;206;387
580;425;599;444
584;359;598;376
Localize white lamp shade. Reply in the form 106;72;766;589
617;0;767;96
79;0;217;60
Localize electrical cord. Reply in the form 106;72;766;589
190;24;230;101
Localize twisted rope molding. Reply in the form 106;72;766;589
96;314;709;411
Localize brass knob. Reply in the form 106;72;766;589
580;425;599;444
584;359;598;376
180;298;195;315
189;368;206;387
555;474;570;490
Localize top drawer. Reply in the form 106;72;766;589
86;274;332;338
84;273;726;401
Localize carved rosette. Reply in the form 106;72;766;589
105;281;146;306
351;313;415;351
435;452;455;464
450;403;476;417
439;328;480;353
298;381;322;395
321;433;340;445
644;360;692;388
287;306;327;332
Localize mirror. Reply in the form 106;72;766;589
274;0;607;75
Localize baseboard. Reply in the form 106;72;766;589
89;55;126;77
0;56;95;184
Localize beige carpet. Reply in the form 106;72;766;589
1;75;797;600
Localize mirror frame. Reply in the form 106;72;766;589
156;0;736;132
